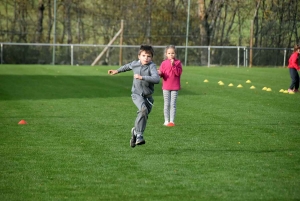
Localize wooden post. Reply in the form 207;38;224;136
249;20;253;68
119;20;124;66
91;28;122;66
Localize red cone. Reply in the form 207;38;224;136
18;120;27;125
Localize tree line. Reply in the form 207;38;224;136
0;0;299;65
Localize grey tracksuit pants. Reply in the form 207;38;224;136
131;94;154;136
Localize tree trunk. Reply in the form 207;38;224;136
146;0;151;44
198;0;208;65
65;0;72;44
198;0;224;65
35;0;45;43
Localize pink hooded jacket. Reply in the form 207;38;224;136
159;59;183;90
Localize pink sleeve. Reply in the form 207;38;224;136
172;60;183;76
159;61;166;77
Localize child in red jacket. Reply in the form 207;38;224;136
288;44;300;93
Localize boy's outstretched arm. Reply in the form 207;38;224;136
108;70;118;75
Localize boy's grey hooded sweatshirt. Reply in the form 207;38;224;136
117;60;160;97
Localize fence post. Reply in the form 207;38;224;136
237;46;240;68
283;49;287;67
245;48;248;67
71;45;73;66
208;46;210;67
0;43;3;64
243;47;246;67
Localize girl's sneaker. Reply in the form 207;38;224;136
293;89;299;92
288;89;294;93
163;121;169;126
167;122;175;127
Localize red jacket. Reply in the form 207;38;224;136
288;52;300;70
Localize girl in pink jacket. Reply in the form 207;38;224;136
288;44;300;93
158;45;183;127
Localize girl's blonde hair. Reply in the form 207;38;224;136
164;45;176;60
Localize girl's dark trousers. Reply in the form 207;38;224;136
289;68;299;90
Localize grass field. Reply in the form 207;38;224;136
0;65;299;201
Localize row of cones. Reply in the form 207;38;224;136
279;89;295;94
262;87;272;91
214;80;255;89
204;79;251;84
205;79;295;94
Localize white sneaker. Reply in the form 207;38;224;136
163;121;169;126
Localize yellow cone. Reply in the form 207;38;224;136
283;90;288;94
279;89;284;92
262;87;267;90
289;91;295;94
219;82;224;86
250;86;255;89
237;84;243;88
204;79;209;82
228;83;234;87
246;80;251;83
266;88;272;91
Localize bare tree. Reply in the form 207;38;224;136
64;0;73;44
35;0;45;43
198;0;225;65
46;0;52;43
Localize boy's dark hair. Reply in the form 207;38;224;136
139;45;154;57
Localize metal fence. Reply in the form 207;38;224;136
0;42;293;67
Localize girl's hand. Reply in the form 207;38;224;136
170;59;174;66
157;69;161;75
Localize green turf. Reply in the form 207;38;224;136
0;65;299;201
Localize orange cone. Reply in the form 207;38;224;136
18;120;27;125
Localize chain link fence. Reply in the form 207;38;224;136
0;43;293;67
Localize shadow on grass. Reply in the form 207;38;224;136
0;75;198;100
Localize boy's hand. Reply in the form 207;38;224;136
108;70;118;75
134;74;142;80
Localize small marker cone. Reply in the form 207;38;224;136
18;120;27;125
283;90;288;94
246;80;251;83
262;87;267;90
219;82;224;86
204;79;209;83
237;84;243;88
266;88;272;91
228;83;234;87
250;86;255;89
279;89;284;92
289;91;295;94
